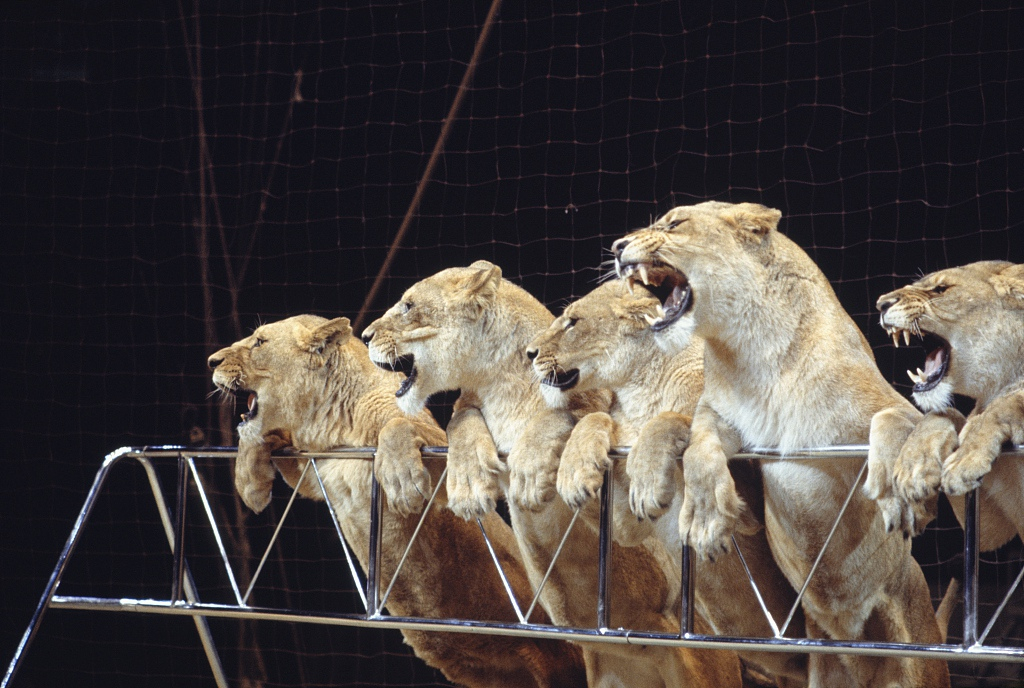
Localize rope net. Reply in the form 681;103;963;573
2;1;1022;685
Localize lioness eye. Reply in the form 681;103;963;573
932;284;949;294
565;317;578;330
252;337;266;349
401;301;413;314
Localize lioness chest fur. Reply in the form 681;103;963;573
209;314;587;688
614;202;949;688
363;264;742;688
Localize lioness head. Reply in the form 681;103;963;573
362;260;552;415
611;201;783;353
526;280;664;407
208;314;355;510
877;260;1024;410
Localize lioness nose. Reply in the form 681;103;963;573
611;237;629;261
208;355;223;370
877;296;895;313
525;347;538;361
360;331;373;344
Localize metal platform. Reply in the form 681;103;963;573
5;445;1024;687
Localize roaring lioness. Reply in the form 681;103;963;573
877;260;1024;551
209;314;587;688
613;202;949;687
363;263;742;688
527;279;808;686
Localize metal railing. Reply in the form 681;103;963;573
5;444;1024;686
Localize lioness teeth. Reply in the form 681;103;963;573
639;265;650;285
907;369;922;384
625;278;635;295
903;330;911;346
892;332;900;348
656;304;666;318
643;313;659;326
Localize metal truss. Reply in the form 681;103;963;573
5;444;1024;686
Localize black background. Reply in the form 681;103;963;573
2;1;1023;686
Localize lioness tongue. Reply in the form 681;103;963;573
247;392;257;412
923;348;945;378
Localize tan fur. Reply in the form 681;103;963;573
877;261;1024;550
208;314;587;688
613;202;949;688
364;263;742;688
527;280;808;686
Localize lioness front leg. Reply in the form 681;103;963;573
864;405;931;536
679;403;749;560
508;407;574;511
235;427;292;513
557;412;614;511
375;416;438;517
943;391;1024;496
445;400;504;520
628;411;690;521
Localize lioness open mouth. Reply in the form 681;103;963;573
373;354;419;398
616;259;693;332
541;368;580;391
884;325;951;393
235;389;259;422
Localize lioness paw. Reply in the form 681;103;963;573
892;409;963;505
557;414;614;511
375;418;433;517
508;448;558;511
627;417;689;521
941;447;992;496
446;440;503;520
678;469;744;561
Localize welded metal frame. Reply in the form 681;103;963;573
5;444;1024;687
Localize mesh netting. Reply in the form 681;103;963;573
2;1;1022;685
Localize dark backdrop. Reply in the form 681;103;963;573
2;1;1023;686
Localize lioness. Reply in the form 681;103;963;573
208;314;587;688
363;263;742;688
613;202;949;687
527;279;808;686
877;260;1024;551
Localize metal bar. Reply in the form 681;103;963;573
978;555;1024;646
731;535;782;638
137;457;229;688
378;467;448;610
366;471;384;617
311;459;368;612
187;457;244;606
89;444;1024;462
779;458;868;637
476;517;528;624
963;488;980;648
47;595;1024;663
170;454;189;604
2;448;129;688
597;466;614;630
242;460;312;606
680;543;694;636
524;507;582;623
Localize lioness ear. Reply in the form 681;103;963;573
722;203;782;241
459;261;502;314
301;317;352;360
992;263;1024;303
